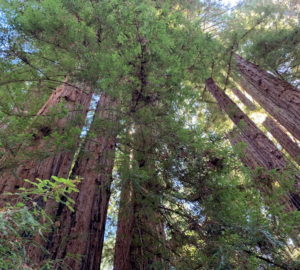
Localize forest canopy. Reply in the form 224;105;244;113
0;0;300;269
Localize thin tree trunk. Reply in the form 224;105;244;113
235;55;300;140
33;93;118;270
206;78;300;211
263;117;300;165
231;88;257;110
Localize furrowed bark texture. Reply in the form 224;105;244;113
228;129;299;211
206;78;300;211
0;82;92;206
263;117;300;165
228;130;260;170
236;55;300;140
41;93;118;270
231;88;257;111
231;87;300;165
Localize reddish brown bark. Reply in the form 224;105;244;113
206;78;300;210
230;88;300;165
236;55;300;140
232;88;257;111
113;176;134;270
207;78;285;170
228;129;298;211
0;84;117;269
37;93;118;270
228;130;259;170
0;82;92;205
263;117;300;165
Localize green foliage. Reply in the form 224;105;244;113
0;0;300;269
217;0;300;86
20;176;80;211
0;203;42;269
0;176;80;269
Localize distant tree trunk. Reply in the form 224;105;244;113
231;88;257;110
0;82;92;205
30;93;118;270
206;78;300;211
235;55;300;140
263;117;300;165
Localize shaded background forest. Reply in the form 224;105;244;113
0;0;300;269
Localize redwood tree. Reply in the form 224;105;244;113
227;129;259;170
263;117;300;165
38;93;118;270
113;154;134;270
231;87;300;165
206;78;300;211
1;1;300;269
236;55;300;140
0;82;93;204
231;87;257;111
115;126;167;270
111;1;217;268
0;80;120;270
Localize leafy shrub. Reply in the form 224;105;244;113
0;176;80;269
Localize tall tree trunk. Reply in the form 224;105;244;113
227;130;260;170
235;55;300;140
228;129;299;212
0;81;117;270
114;32;168;269
31;93;118;270
206;78;300;211
230;87;300;165
231;88;257;110
0;82;92;205
114;126;167;270
263;117;300;165
113;151;134;270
